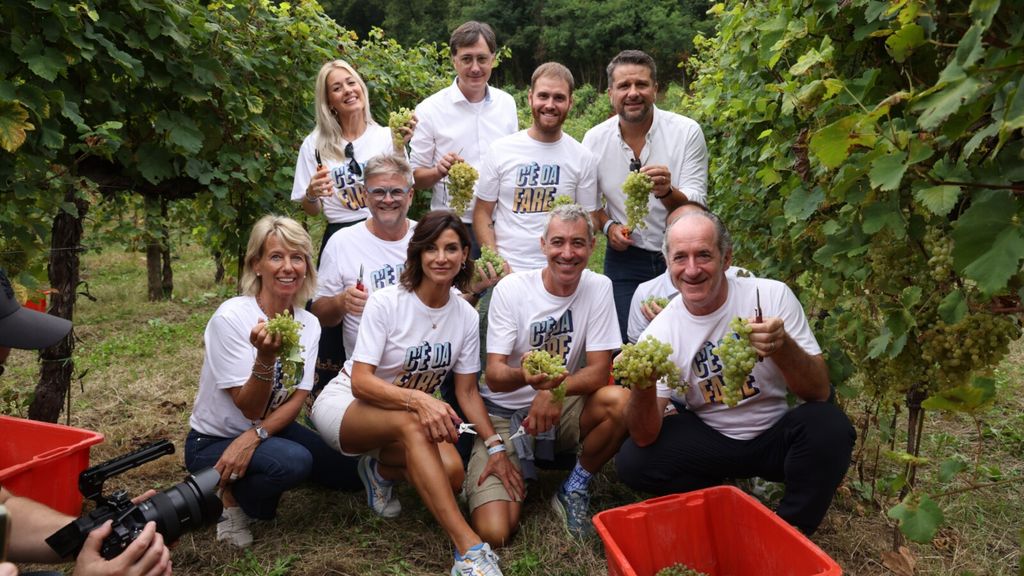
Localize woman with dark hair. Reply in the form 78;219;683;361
185;215;360;549
311;210;519;575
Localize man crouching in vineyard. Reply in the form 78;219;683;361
615;210;855;535
466;204;628;544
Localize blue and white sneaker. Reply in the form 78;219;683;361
357;455;401;518
451;542;503;576
552;489;594;539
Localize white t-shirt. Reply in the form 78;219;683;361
315;220;415;357
189;296;320;438
291;125;395;224
483;269;621;411
642;276;820;440
476;130;599;271
409;81;519;222
343;285;480;392
582;107;708;252
628;266;752;343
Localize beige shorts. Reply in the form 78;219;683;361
309;373;358;456
465;395;584;512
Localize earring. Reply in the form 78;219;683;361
461;260;467;270
256;272;261;277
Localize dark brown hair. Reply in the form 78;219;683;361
400;210;473;292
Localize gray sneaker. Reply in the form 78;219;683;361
551;490;594;539
450;542;503;576
216;506;253;548
357;455;401;518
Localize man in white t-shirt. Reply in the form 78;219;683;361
410;21;518;256
583;49;709;342
312;154;417;365
616;210;855;535
466;204;627;545
474;62;598;273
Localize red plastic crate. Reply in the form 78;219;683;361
0;415;104;515
593;486;842;576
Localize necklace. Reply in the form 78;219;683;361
426;301;445;330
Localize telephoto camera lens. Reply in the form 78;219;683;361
132;467;223;544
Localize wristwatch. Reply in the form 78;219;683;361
254;426;268;442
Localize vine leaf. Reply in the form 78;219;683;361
937;289;967;324
880;546;917;576
0;100;35;152
914;185;960;216
913;77;982;130
921;376;997;414
888;492;944;543
951;191;1024;295
937;457;967;483
869;151;908;191
886;23;925;62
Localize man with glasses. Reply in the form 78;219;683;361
473;62;598;273
312;154;418;359
0;270;173;576
410;21;518;257
583;49;709;342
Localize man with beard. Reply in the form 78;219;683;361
473;62;598;272
584;50;708;342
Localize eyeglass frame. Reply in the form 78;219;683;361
344;142;362;177
367;187;411;201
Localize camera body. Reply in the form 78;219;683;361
46;440;222;560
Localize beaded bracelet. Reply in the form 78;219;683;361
487;443;507;456
251;369;273;383
254;357;275;372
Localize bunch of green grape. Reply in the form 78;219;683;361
655;563;708;576
265;310;304;390
523;349;568;401
643;295;669;309
923;226;954;283
920;312;1021;389
388;107;413;152
613;335;681;390
550;195;573;209
473;245;507;283
447;161;479;214
711;317;756;407
622;171;653;233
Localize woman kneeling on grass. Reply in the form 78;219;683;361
185;215;360;548
312;210;522;576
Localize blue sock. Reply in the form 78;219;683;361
456;542;485;560
561;461;593;494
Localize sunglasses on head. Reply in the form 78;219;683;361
345;142;362;177
629;157;642;172
367;187;409;200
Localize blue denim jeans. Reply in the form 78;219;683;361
185;422;360;520
604;244;666;343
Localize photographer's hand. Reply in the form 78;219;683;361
73;520;171;576
0;562;17;576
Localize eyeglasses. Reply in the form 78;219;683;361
367;187;409;200
629;157;642;172
344;142;362;177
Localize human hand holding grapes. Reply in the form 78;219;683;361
641;295;670;321
639;164;674;199
747;316;786;357
249;320;283;357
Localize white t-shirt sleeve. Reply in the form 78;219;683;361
204;311;252;390
627;288;648;345
350;290;390;367
576;148;600;212
586;276;623;351
291;134;316;202
454;303;481;374
474;141;501;202
315;234;345;299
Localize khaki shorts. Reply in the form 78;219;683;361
465;395;584;512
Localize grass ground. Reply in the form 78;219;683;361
3;241;1021;575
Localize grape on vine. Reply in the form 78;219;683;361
447;161;479;215
612;335;681;391
388;107;413;152
711;317;756;407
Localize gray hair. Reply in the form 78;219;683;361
662;210;732;261
242;215;317;306
545;203;594;241
606;50;657;87
364;154;413;187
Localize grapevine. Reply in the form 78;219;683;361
265;310;304;391
655;564;708;576
447;161;478;215
711;317;756;407
473;245;507;283
919;313;1021;390
523;349;568;401
922;226;954;283
613;335;681;391
622;171;653;233
388;107;413;152
643;295;669;309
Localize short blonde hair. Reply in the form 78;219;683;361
241;215;317;306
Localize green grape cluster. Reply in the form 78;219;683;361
473;245;507;283
447;161;479;214
265;310;304;390
655;564;708;576
622;171;653;233
711;317;756;407
523;349;568;401
388;107;413;152
643;295;669;309
550;195;573;209
923;226;954;282
920;313;1022;389
613;335;681;391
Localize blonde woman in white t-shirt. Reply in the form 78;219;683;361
311;210;518;576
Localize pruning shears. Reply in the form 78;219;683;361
315;148;323;170
356;264;365;291
508;417;530;441
457;422;477;436
755;288;764;361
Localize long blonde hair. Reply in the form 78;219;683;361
241;215;317;306
313;60;376;162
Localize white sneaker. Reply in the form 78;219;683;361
216;506;253;548
451;542;503;576
357;455;401;518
